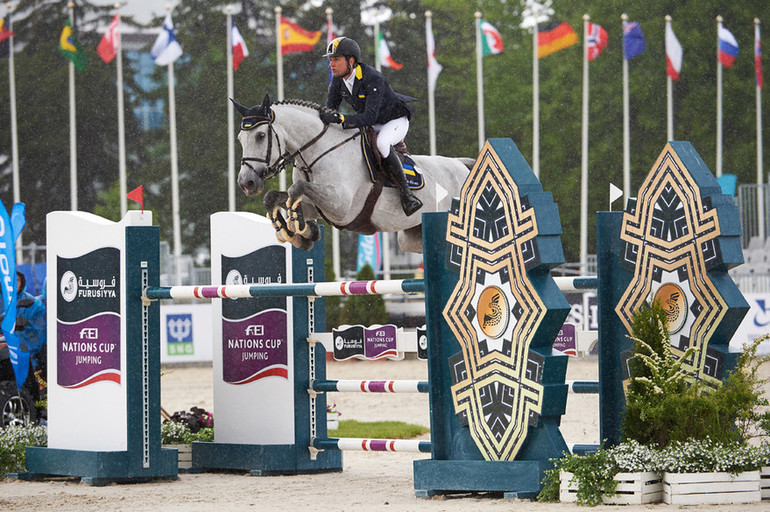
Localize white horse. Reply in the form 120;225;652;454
233;96;472;253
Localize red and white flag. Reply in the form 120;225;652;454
97;14;119;63
232;23;249;70
586;22;608;61
666;22;683;81
378;31;403;70
426;15;442;91
756;22;763;89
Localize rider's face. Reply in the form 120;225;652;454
329;55;354;79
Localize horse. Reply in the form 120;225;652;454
232;95;473;253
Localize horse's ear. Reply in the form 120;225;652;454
262;94;272;108
230;98;250;117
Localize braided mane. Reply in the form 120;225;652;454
274;98;334;113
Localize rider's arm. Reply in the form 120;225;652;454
326;78;343;111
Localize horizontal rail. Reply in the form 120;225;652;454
552;276;599;293
565;380;600;394
143;279;425;301
312;379;429;393
313;437;431;453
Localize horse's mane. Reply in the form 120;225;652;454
274;98;334;113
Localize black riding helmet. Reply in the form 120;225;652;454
323;37;361;64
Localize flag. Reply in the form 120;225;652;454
97;14;119;63
480;20;504;56
666;23;683;80
537;20;578;58
59;17;88;71
280;16;321;56
151;13;183;66
127;185;144;213
718;24;739;68
0;15;13;58
587;22;608;61
0;200;28;391
356;233;382;272
232;23;249;70
623;21;645;60
756;23;763;89
426;15;442;91
377;31;402;70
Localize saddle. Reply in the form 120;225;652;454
361;128;424;191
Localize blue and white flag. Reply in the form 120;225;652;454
356;233;381;273
151;13;183;66
0;200;28;390
623;21;645;60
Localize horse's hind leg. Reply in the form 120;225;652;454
397;225;424;254
264;191;294;243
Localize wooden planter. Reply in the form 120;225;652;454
163;444;193;470
560;471;663;505
761;466;770;501
327;413;339;430
663;471;761;505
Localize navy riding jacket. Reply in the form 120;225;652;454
326;63;414;129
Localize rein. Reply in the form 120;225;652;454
240;110;362;181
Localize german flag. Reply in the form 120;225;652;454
537;20;578;58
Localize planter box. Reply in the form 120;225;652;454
560;471;663;505
163;444;193;469
663;471;761;505
762;466;770;500
327;413;339;430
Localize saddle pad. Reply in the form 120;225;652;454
360;134;424;191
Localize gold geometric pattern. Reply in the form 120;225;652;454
443;142;545;461
615;145;726;386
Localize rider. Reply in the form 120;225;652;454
320;36;423;217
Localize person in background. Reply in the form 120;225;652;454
15;271;47;380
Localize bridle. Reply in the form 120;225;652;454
239;107;362;181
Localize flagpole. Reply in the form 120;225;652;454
374;19;381;72
757;18;765;240
533;19;539;178
426;11;437;156
226;6;236;212
68;2;78;211
580;15;589;274
475;12;484;152
275;7;286;192
622;14;630;201
325;7;341;281
716;16;723;178
666;15;673;142
373;15;391;281
116;7;127;217
8;4;21;260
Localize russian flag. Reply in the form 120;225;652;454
756;23;763;89
718;24;739;68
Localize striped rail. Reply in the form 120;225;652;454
312;379;429;393
313;437;431;453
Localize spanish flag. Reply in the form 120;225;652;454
280;16;321;56
59;17;88;71
537;20;578;58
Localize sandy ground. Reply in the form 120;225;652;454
1;356;768;511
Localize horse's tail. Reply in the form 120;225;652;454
457;157;475;170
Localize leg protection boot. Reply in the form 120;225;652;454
383;148;423;217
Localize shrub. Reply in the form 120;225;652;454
0;425;47;478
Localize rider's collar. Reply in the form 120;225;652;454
355;64;362;80
240;109;275;130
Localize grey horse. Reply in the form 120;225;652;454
233;95;472;253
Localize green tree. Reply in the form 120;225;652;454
340;263;387;326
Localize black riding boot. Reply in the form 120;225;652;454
383;148;423;217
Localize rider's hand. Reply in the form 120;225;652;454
320;112;344;125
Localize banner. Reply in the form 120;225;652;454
0;200;27;390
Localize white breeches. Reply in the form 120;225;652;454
373;117;409;157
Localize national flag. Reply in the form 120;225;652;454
232;23;249;70
0;15;13;58
280;16;321;56
151;13;183;66
97;14;119;63
0;200;28;391
586;22;608;61
59;17;88;71
426;15;442;91
480;20;503;56
666;23;683;80
718;24;739;68
127;185;144;213
377;30;402;70
756;23;763;89
623;21;645;60
537;20;578;58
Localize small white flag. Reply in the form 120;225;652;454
609;183;623;210
151;13;183;66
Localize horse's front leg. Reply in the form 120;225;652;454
285;183;328;244
264;191;293;243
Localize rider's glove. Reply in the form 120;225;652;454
320;111;344;125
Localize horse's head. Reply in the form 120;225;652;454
232;95;279;196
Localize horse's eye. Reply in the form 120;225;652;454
257;132;266;140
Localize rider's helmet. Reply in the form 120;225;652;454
323;37;361;64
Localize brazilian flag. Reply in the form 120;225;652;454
59;17;87;71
